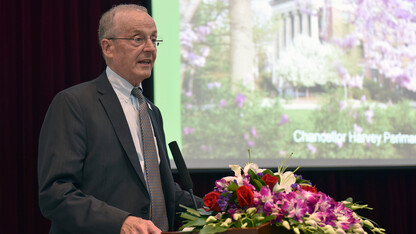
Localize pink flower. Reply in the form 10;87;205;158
365;109;374;123
235;94;246;107
339;100;347;111
354;124;363;133
219;99;227;108
183;127;195;135
279;114;290;125
335;140;343;148
361;95;367;102
207;81;221;89
251;127;257;138
307;144;317;154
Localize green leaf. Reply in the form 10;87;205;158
200;224;228;234
262;215;276;223
241;217;255;227
274;188;285;193
196;208;213;216
262;169;274;176
180;217;207;228
252;213;275;226
179;204;203;218
248;169;258;179
251;178;263;191
228;181;238;191
180;212;199;221
345;197;353;203
179;204;212;217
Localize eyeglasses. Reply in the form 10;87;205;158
107;35;163;47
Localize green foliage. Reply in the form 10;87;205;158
182;77;416;160
182;79;286;159
309;88;416;159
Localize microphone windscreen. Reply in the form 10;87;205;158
168;141;193;190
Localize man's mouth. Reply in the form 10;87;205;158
138;59;151;64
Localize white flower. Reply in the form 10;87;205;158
243;163;264;174
335;228;346;234
222;176;237;183
294;227;300;234
282;220;290;230
233;213;242;221
323;225;336;234
220;218;232;227
373;228;386;233
206;216;217;223
363;219;374;228
273;171;296;193
246;207;257;215
305;219;317;228
352;227;365;234
350;223;365;234
229;164;243;186
229;164;241;177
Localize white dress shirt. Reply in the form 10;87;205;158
106;66;160;177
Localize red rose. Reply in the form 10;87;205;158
301;185;318;193
236;186;254;207
262;174;279;189
203;191;221;211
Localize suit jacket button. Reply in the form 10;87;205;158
142;208;149;215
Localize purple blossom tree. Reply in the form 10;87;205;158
341;0;416;91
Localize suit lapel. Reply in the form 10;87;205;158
94;73;148;189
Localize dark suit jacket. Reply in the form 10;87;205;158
38;72;195;233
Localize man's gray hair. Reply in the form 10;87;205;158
98;4;148;48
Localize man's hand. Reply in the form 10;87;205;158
120;216;162;234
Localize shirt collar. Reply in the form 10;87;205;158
106;67;151;110
106;66;142;102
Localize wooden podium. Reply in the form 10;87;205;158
163;223;294;234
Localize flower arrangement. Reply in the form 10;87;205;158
179;153;385;234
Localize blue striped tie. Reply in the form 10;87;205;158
131;87;169;231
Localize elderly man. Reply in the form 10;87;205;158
38;4;199;234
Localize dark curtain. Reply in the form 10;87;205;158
0;0;415;233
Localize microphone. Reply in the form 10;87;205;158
168;141;198;209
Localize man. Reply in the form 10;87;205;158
38;4;199;234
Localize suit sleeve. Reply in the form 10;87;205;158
38;91;129;234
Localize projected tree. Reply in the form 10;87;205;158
229;0;255;89
340;0;416;92
275;35;342;98
179;0;229;101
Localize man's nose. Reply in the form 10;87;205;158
143;38;157;51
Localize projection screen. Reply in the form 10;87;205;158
152;0;416;169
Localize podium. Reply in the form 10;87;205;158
163;223;294;234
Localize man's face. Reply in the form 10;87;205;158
103;10;157;85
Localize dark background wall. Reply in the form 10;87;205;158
0;0;414;233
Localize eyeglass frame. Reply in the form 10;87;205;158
106;35;163;47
